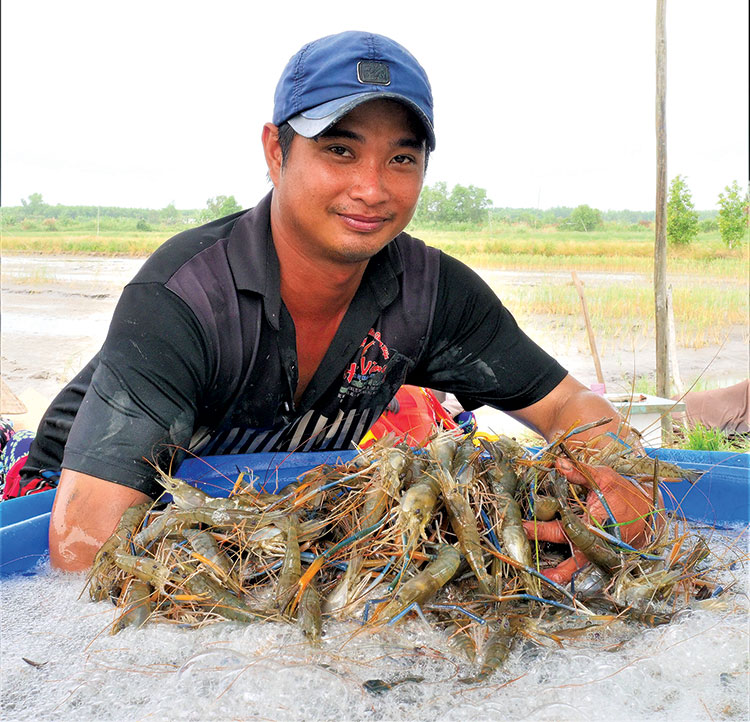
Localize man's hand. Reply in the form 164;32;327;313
522;457;664;584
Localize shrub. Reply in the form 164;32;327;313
667;175;699;245
559;204;602;232
717;180;749;248
699;219;719;232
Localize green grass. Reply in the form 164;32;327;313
492;280;748;350
1;231;171;256
675;423;750;453
412;227;747;278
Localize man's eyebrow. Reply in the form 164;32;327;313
317;128;425;152
394;137;425;151
318;128;364;142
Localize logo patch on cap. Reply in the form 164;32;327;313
357;60;391;86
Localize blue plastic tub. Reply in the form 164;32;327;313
1;449;746;577
0;489;56;576
646;449;749;527
176;450;359;496
0;451;357;577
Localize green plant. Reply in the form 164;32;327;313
717;180;749;249
559;204;603;232
676;422;750;452
202;195;243;221
412;181;492;225
667;175;699;246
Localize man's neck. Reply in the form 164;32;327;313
270;210;373;403
271;220;368;321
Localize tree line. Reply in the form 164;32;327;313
2;194;243;232
3;180;746;247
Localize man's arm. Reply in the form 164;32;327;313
49;469;152;571
43;283;210;571
507;373;627;446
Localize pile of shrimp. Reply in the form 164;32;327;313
86;424;732;682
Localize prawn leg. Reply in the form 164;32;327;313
386;601;431;626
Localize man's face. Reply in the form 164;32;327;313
266;99;426;266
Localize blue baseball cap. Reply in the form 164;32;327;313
273;31;435;150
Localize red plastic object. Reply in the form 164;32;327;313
360;385;458;449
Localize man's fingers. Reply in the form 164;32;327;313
542;551;589;585
554;457;591;487
522;519;568;544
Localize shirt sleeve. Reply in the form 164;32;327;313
61;282;213;497
408;252;568;412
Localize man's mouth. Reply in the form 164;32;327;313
338;213;392;232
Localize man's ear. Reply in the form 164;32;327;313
261;123;283;186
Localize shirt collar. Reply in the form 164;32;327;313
225;190;405;328
226;191;282;329
366;237;403;309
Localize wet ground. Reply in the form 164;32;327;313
1;254;747;431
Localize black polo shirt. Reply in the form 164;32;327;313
24;192;566;497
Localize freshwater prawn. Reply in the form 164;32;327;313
430;433;493;595
371;543;461;625
482;440;540;596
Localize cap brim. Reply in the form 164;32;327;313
287;92;435;150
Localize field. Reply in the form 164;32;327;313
2;226;748;426
414;228;747;354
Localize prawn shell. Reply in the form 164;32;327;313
298;580;322;644
183;527;234;579
112;580;154;634
376;544;461;624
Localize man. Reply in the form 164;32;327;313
23;31;656;576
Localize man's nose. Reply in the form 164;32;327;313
349;160;389;205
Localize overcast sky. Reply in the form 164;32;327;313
2;0;747;212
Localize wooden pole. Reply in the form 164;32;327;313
666;285;684;396
655;0;670;441
571;271;605;387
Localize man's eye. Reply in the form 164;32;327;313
328;145;351;157
393;154;416;165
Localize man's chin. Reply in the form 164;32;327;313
330;240;394;265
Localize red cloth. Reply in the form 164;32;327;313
2;457;55;499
